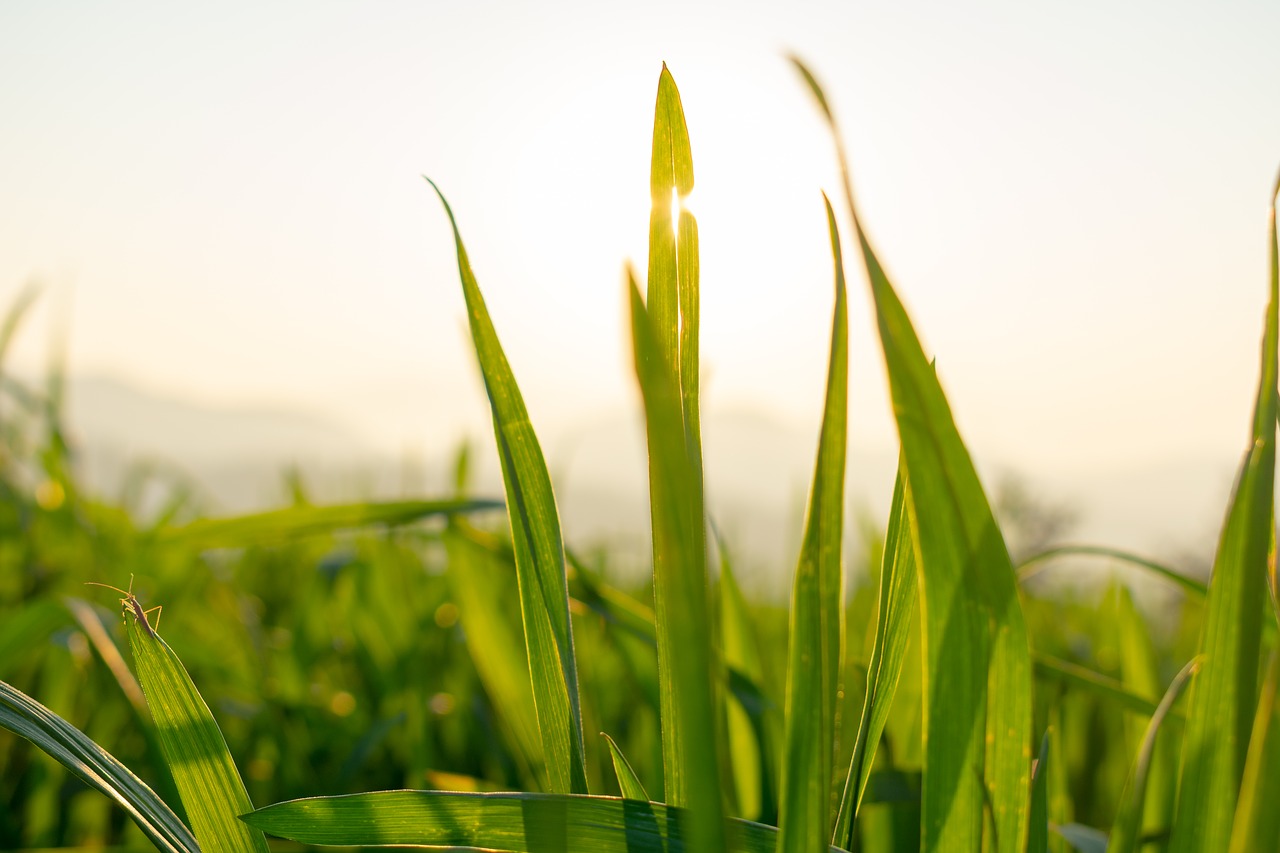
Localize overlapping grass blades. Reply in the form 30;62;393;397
794;57;1033;852
832;461;918;849
629;268;726;852
1229;646;1280;850
1168;176;1279;852
777;194;848;853
127;614;269;852
0;679;199;853
245;789;841;853
425;178;589;795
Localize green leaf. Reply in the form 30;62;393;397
1109;657;1198;853
794;56;1033;853
1033;653;1163;718
245;789;846;852
128;614;270;853
1229;645;1280;851
778;194;848;853
1168;177;1279;852
1028;732;1051;853
1017;545;1206;598
603;733;651;801
0;679;199;853
426;177;588;795
629;271;725;852
159;497;501;549
833;460;919;847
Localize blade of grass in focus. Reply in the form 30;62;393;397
1109;657;1198;853
794;56;1033;853
160;497;502;549
426;177;589;795
0;680;199;853
832;460;918;848
1229;645;1280;851
1168;177;1279;852
629;269;725;853
778;194;848;853
127;614;269;853
603;733;651;801
244;789;845;853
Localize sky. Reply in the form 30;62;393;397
3;0;1280;493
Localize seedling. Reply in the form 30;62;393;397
85;575;162;637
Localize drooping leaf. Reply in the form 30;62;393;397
426;177;588;795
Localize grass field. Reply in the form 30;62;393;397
2;61;1279;852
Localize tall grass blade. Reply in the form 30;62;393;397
1108;657;1198;853
246;789;845;853
159;497;501;549
0;680;199;853
629;270;726;852
1168;177;1279;852
1028;732;1051;853
794;56;1033;853
128;616;270;852
1229;645;1280;851
778;194;848;853
426;178;589;795
833;460;918;848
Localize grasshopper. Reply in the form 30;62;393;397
85;574;162;637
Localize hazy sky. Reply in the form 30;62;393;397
3;0;1279;481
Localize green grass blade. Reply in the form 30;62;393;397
1033;654;1162;717
128;615;270;853
1168;178;1279;853
0;680;199;853
1229;645;1280;851
646;63;694;375
833;460;918;847
1108;657;1198;853
794;56;1033;853
629;271;725;852
426;178;589;795
159;497;501;549
245;789;845;853
778;193;848;853
603;733;651;801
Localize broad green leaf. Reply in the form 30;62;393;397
794;57;1033;853
833;460;918;848
245;789;846;853
128;614;270;853
1017;545;1206;598
629;271;725;853
0;679;199;853
426;178;588;795
1028;732;1051;853
159;497;501;549
603;733;651;801
1109;657;1198;853
778;194;848;853
1229;645;1280;851
1168;177;1279;852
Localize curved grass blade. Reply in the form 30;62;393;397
160;497;501;549
1229;644;1280;851
426;177;588;795
1168;176;1279;853
794;56;1033;853
1016;545;1206;598
128;614;270;852
1108;657;1198;853
629;270;725;852
778;194;848;853
833;458;918;848
603;733;651;801
245;789;847;853
0;680;199;853
1033;654;1162;718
